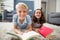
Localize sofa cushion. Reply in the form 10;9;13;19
47;12;60;25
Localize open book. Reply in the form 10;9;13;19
7;31;43;40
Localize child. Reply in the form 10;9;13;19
32;9;46;32
13;2;32;35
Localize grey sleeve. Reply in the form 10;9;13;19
27;15;32;25
12;14;17;25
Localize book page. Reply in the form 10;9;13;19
22;31;40;40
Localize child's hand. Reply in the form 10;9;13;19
24;30;30;33
17;32;24;35
34;28;39;33
20;32;24;35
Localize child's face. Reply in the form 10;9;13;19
16;5;27;19
35;10;41;19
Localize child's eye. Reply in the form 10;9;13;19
37;12;41;14
23;11;26;13
19;11;21;13
39;12;41;14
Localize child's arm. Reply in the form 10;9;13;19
28;25;32;31
14;24;23;35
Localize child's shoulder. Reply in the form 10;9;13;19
14;14;18;16
13;14;18;19
13;14;18;17
26;15;31;18
27;15;30;17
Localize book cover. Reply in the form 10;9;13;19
38;26;53;38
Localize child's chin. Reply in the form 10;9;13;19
37;17;40;19
22;17;25;19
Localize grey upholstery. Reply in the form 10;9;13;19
0;14;2;20
3;10;33;22
47;12;60;25
4;10;13;22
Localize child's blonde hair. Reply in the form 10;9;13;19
16;2;28;10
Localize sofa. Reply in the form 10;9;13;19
0;14;2;21
3;10;13;22
47;12;60;25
